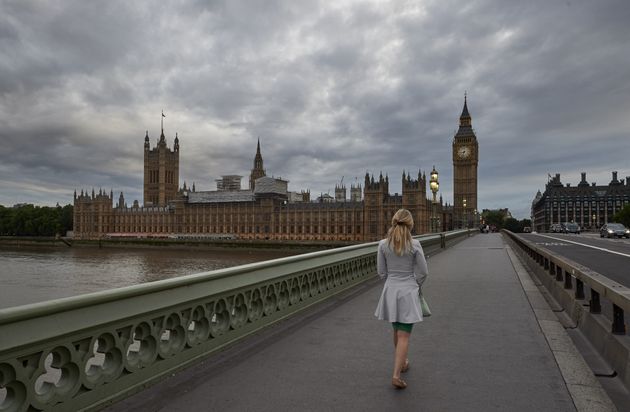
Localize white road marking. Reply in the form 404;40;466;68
535;234;630;258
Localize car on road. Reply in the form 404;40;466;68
600;223;630;238
563;222;580;234
523;226;531;233
549;224;562;233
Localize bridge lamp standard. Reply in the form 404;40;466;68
463;198;467;229
429;166;439;233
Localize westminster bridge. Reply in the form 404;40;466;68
1;230;629;411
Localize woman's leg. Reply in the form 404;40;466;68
393;328;398;348
393;330;410;378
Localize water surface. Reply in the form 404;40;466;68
0;246;297;309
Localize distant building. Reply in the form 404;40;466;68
531;172;630;232
531;190;542;230
216;175;242;191
73;100;479;241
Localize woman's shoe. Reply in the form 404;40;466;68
401;359;410;373
392;376;407;389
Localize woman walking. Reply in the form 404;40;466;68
374;209;429;389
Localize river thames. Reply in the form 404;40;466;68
0;246;298;309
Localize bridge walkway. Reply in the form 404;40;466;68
107;234;615;411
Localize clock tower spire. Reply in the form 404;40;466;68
452;94;479;229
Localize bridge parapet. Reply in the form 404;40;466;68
0;230;470;411
504;230;630;388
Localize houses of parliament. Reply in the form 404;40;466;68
73;98;479;241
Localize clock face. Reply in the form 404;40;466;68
457;146;471;159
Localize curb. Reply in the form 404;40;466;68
505;245;617;412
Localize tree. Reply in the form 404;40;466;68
0;205;11;235
0;204;73;236
504;217;521;232
613;204;630;227
483;210;506;228
60;204;74;234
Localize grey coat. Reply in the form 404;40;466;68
374;239;429;323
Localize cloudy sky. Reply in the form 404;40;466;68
1;0;629;219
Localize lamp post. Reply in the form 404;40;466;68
430;166;439;233
463;198;467;229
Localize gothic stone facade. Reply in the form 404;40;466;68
143;128;179;207
452;95;479;229
73;102;475;241
74;172;435;242
532;171;630;232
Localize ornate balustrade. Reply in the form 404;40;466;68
0;230;470;411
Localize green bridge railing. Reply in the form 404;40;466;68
0;230;471;411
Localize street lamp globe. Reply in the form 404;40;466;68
429;166;439;233
430;166;439;195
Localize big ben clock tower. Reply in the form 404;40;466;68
453;95;478;228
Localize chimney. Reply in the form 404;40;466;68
578;172;589;187
610;171;620;185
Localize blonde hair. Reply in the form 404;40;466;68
387;209;414;256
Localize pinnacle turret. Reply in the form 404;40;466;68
459;93;472;127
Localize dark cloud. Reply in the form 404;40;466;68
1;0;630;219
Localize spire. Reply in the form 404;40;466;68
462;92;469;115
460;93;471;126
249;138;266;191
252;138;264;173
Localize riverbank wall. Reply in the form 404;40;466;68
0;236;351;252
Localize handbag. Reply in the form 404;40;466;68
419;293;431;317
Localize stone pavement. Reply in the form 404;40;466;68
108;233;615;411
